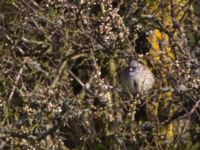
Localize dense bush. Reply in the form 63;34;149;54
0;0;199;149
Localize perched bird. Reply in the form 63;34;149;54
120;60;155;95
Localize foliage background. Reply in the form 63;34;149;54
0;0;199;149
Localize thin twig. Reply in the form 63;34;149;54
7;65;24;109
175;99;200;146
51;60;68;88
68;70;85;87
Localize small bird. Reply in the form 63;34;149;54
120;60;155;95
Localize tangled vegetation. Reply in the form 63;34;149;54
0;0;199;149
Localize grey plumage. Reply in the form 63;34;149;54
120;60;155;95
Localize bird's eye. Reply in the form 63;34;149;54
129;67;136;72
